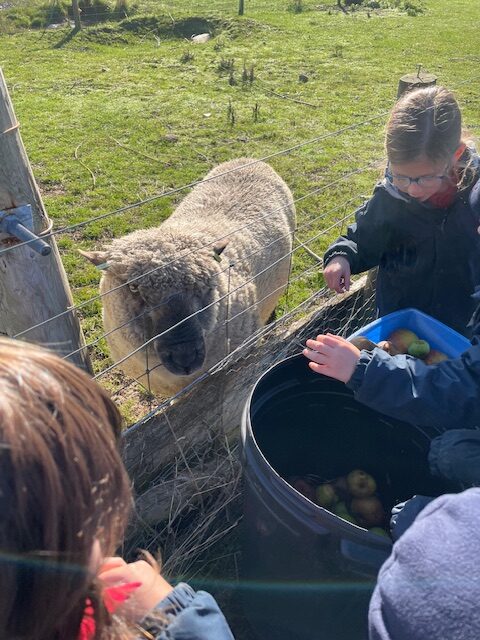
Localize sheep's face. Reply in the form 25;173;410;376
80;238;227;378
140;287;217;377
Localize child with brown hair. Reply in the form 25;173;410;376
323;85;480;335
0;337;234;640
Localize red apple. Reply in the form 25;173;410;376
289;477;316;502
350;336;380;351
350;496;386;527
346;469;377;498
387;328;419;354
378;340;401;356
424;349;449;365
333;475;349;499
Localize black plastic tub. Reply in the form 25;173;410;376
240;354;453;640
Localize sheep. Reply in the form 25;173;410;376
81;158;296;397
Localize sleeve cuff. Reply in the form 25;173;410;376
345;349;375;391
156;582;196;613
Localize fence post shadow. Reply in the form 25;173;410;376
53;26;81;49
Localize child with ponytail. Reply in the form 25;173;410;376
0;337;233;640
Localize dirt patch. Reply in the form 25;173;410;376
119;15;223;39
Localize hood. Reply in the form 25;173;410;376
368;487;480;640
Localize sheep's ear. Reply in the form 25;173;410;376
79;249;109;269
212;239;229;262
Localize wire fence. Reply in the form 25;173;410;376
1;79;476;429
1;66;478;584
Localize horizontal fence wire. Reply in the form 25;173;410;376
0;110;388;258
0;73;477;426
63;193;363;363
13;160;377;341
91;199;359;383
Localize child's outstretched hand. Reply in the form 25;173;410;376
303;333;360;383
98;556;174;622
323;257;351;293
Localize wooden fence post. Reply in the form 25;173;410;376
0;68;92;372
72;0;82;30
397;69;437;99
238;0;244;16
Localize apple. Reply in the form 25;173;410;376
350;336;379;352
350;496;386;527
333;475;349;499
333;501;350;517
289;477;316;502
315;483;339;508
369;527;390;538
346;469;377;498
424;349;449;365
387;328;419;354
339;512;359;525
378;340;401;356
407;339;430;359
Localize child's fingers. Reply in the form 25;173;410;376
98;557;127;575
98;565;134;586
308;361;336;378
303;348;328;365
305;339;332;355
334;279;346;293
314;334;344;348
325;333;348;344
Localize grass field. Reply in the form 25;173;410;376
0;0;479;406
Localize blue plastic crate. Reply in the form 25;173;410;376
348;308;470;358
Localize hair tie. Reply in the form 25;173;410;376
78;582;142;640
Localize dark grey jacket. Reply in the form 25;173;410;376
346;291;480;430
324;165;480;335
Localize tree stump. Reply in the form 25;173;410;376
397;73;437;99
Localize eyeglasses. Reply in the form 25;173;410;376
390;173;447;189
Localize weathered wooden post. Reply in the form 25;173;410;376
397;68;437;99
238;0;244;16
72;0;82;30
0;68;92;372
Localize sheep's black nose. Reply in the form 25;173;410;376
158;341;206;376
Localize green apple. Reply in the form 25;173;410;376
339;513;359;525
333;501;350;517
315;483;338;508
369;527;390;538
407;339;430;359
387;328;419;354
346;469;377;498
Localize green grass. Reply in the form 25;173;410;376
0;0;479;415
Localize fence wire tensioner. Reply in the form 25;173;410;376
0;204;51;256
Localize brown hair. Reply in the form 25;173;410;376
386;85;462;165
0;338;133;639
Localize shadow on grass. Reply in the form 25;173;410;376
53;26;80;49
